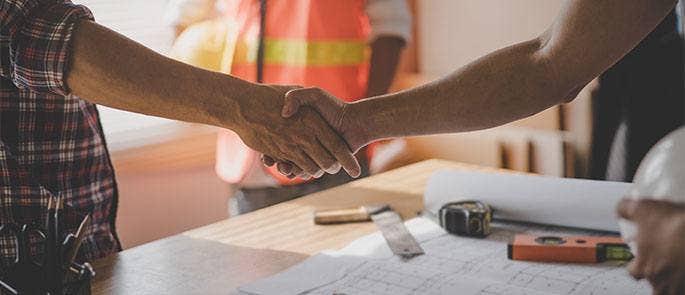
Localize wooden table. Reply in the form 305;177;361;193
92;159;488;294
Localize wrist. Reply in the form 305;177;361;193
343;101;376;151
201;74;260;134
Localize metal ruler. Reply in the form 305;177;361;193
314;204;425;259
367;205;425;259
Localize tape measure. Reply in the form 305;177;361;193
508;234;633;263
438;201;492;237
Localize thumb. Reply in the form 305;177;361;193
282;88;319;118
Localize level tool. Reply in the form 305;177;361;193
508;234;633;263
314;204;425;259
437;200;492;237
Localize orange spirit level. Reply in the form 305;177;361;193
508;234;633;263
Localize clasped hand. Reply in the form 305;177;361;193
235;85;362;179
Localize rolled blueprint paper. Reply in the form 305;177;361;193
424;169;632;232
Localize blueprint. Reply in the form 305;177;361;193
237;218;650;295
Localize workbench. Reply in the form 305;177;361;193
92;160;497;294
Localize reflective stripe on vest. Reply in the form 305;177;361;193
234;38;367;66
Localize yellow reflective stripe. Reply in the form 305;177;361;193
265;39;366;66
233;38;367;66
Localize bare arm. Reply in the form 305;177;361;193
68;21;250;130
66;21;361;177
282;0;678;151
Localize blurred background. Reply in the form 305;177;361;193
73;0;593;249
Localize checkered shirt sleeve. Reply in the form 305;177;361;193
1;0;94;95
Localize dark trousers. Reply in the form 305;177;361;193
590;10;684;181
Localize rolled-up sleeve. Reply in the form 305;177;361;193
1;0;94;95
365;0;413;43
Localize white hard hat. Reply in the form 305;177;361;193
619;126;685;254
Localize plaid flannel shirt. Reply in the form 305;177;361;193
0;0;120;269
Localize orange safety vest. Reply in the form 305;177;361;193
216;0;370;185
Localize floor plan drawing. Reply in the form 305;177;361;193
238;218;651;295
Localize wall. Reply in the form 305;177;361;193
418;0;563;76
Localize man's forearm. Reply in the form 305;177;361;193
349;39;564;143
66;20;258;132
366;36;405;97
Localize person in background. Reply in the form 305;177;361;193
275;0;685;292
0;0;358;267
165;0;413;216
589;9;683;182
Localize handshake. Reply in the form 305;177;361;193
233;84;372;180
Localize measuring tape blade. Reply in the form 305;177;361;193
369;208;425;259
